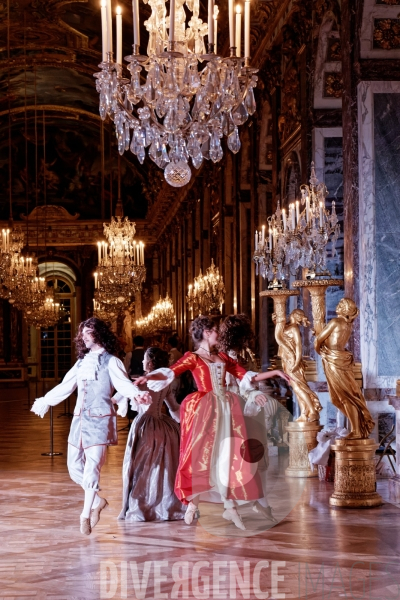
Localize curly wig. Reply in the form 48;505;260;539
74;317;122;359
189;315;216;347
218;314;255;353
144;347;170;371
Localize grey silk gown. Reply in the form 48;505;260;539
118;386;186;522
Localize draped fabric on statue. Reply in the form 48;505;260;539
170;352;263;505
320;345;374;439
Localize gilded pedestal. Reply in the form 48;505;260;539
292;278;343;335
285;421;323;478
329;438;383;508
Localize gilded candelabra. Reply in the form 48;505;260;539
253;163;340;285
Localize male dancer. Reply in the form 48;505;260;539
31;317;150;535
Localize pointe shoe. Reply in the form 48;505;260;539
90;497;109;529
184;503;200;525
222;508;246;531
80;516;92;535
252;502;277;523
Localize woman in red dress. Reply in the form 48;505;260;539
135;316;289;530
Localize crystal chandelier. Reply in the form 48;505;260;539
4;253;47;311
149;294;175;330
95;0;257;187
186;259;225;316
25;292;61;329
136;314;156;337
0;226;25;288
94;216;146;316
253;163;340;287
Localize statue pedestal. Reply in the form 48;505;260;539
285;421;323;478
329;438;383;508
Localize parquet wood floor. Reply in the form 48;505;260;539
0;386;399;600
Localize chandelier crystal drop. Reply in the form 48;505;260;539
253;163;340;287
186;259;225;316
95;0;258;186
94;216;146;316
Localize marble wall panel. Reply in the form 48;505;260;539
374;93;400;378
358;81;400;390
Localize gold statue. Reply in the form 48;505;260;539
314;298;374;439
273;308;322;423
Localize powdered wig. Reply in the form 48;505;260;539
74;317;122;359
218;314;255;353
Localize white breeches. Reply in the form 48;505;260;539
67;443;107;492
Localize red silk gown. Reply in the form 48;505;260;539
171;352;263;505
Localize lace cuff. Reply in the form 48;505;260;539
147;368;175;392
31;397;50;418
239;371;259;399
117;397;128;417
243;391;262;417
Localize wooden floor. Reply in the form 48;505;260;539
0;385;399;600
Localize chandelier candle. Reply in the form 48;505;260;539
106;0;113;53
101;0;107;61
244;0;250;58
235;5;241;57
229;0;235;49
132;0;140;46
169;0;176;42
208;0;214;50
116;6;122;65
213;5;218;49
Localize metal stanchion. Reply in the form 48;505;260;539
41;406;63;457
58;395;73;418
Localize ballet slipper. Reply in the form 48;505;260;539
222;508;246;530
252;502;277;523
184;503;200;525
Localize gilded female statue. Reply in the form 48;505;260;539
314;298;374;439
273;308;322;423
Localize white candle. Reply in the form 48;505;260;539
228;0;235;49
235;5;241;57
214;5;218;49
169;0;176;42
6;230;9;252
261;225;265;246
94;272;98;289
244;0;250;58
319;202;324;227
116;6;122;65
132;0;140;46
296;200;300;224
136;244;140;264
141;243;144;264
101;0;108;61
255;230;258;251
291;204;295;230
306;197;310;223
208;0;214;49
106;0;113;54
282;208;286;231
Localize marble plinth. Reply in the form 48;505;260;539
285;421;323;478
330;438;383;508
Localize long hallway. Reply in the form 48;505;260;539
0;388;399;600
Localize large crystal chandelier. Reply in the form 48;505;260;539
186;259;225;316
4;253;47;311
94;216;146;316
95;0;257;187
0;226;25;286
136;313;156;337
253;163;340;287
150;294;175;330
25;292;61;328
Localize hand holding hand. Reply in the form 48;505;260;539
133;375;148;386
137;391;152;405
254;394;268;407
